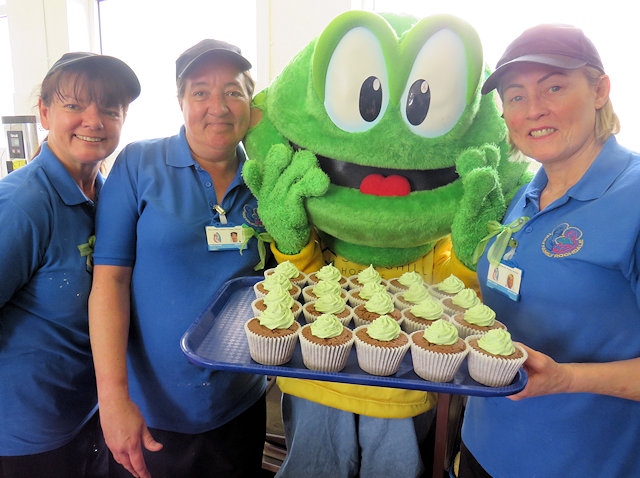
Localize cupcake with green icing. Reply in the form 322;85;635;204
353;315;410;376
440;288;481;316
347;281;387;307
409;319;468;382
307;263;348;289
465;329;527;387
430;274;465;299
302;279;348;303
347;264;388;290
244;301;300;365
251;283;302;320
393;282;433;309
265;260;307;287
254;270;301;300
299;313;355;372
302;291;353;326
401;296;449;333
451;303;506;339
352;290;402;327
387;271;425;294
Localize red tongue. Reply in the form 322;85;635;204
360;174;411;196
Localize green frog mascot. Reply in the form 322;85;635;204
243;11;530;477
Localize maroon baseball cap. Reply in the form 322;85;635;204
176;39;251;81
482;24;605;94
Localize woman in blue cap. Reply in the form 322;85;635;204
0;52;140;477
459;24;640;477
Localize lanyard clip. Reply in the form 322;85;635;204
213;204;227;224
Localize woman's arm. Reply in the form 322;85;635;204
88;264;162;478
509;343;640;402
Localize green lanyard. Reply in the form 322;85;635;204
473;216;529;267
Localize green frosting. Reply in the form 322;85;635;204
402;283;431;304
358;282;387;300
477;328;516;356
357;265;382;285
463;303;496;326
366;315;401;341
410;297;444;320
312;280;342;298
423;319;459;345
397;271;424;288
364;290;395;314
263;271;292;291
315;293;346;314
315;263;342;282
309;313;344;338
263;284;294;308
451;288;480;309
273;260;300;279
258;302;295;330
435;274;465;294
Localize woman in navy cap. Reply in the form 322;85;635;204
0;52;139;477
89;39;268;478
459;24;640;477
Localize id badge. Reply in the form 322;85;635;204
486;262;522;301
205;225;245;251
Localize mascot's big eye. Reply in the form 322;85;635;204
401;29;467;138
325;27;389;132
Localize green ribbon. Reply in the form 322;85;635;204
240;225;273;270
77;235;96;272
473;216;529;267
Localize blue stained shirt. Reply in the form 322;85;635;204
93;127;267;433
463;137;640;477
0;142;100;455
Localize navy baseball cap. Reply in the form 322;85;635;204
176;39;252;81
45;52;141;100
482;24;605;95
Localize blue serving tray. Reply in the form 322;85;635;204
181;276;527;397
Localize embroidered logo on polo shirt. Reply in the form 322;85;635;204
541;222;583;258
243;204;263;228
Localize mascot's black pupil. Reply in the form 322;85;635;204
359;76;382;122
406;79;430;126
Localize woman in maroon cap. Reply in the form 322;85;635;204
459;24;640;478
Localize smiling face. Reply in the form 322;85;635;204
179;59;252;161
39;73;125;167
499;63;609;168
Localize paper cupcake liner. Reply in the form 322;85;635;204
346;290;366;308
301;302;353;326
400;315;438;334
450;317;506;340
409;337;469;382
465;335;528;387
386;280;409;295
299;325;355;372
353;325;410;376
439;298;464;317
264;268;308;288
244;321;299;366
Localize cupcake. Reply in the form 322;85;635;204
409;319;468;382
465;329;528;387
302;292;353;326
451;303;506;339
387;271;425;294
302;280;347;303
307;263;348;289
354;315;411;376
352;290;402;327
265;260;307;287
251;283;302;320
440;288;481;316
347;264;387;290
430;274;465;299
401;296;449;333
299;313;355;372
393;282;432;309
254;270;301;300
347;281;387;307
244;302;301;365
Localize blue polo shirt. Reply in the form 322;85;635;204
463;137;640;477
0;142;100;455
93;127;266;433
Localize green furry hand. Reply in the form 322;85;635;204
451;146;507;271
243;144;330;255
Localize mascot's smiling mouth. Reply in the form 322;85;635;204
292;143;459;197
